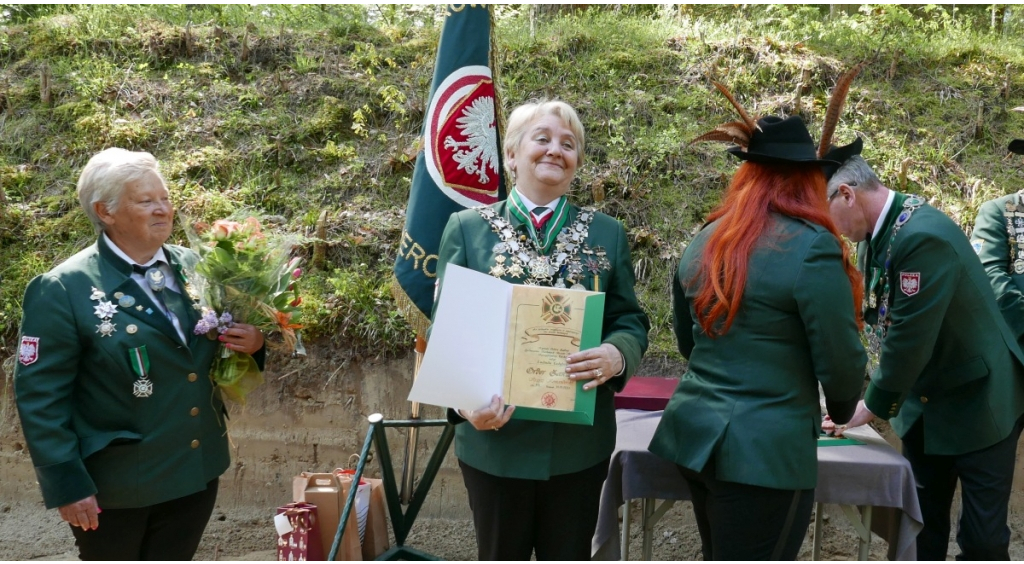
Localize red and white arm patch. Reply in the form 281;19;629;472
19;336;40;366
899;272;920;296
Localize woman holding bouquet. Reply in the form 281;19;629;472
13;148;265;560
433;100;650;560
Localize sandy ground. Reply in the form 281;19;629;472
0;497;906;561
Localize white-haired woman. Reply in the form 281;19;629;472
433;100;650;559
14;147;264;560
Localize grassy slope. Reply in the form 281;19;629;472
1;5;1023;366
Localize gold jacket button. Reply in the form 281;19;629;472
188;373;198;382
191;440;200;449
920;396;929;404
190;407;200;416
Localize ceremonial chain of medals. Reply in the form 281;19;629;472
1002;192;1024;274
865;195;924;354
476;206;610;288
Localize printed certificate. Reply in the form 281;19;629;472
409;264;604;425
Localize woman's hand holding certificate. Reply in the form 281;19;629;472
565;343;625;391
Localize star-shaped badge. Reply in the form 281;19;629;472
94;301;118;318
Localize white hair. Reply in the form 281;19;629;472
77;148;165;232
826;155;881;198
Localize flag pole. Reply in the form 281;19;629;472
399;335;427;504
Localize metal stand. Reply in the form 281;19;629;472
328;413;455;561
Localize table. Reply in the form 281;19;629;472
592;409;924;561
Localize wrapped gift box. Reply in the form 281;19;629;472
614;376;678;411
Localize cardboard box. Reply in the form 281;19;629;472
292;472;361;560
613;376;679;411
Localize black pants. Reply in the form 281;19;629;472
677;463;814;561
902;416;1023;561
70;478;219;561
459;458;609;560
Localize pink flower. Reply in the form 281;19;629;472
211;220;242;240
292;268;302;279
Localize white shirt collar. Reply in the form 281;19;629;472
871;190;896;240
515;187;562;212
103;232;169;268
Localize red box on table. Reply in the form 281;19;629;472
614;376;679;411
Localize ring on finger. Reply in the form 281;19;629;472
491;425;499;431
595;369;603;378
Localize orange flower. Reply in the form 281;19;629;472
274;310;304;331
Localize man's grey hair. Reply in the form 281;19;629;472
827;155;881;198
77;148;165;233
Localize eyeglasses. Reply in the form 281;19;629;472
827;182;857;202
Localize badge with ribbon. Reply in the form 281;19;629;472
129;345;154;398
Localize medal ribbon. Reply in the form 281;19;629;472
508;190;568;254
129;345;150;378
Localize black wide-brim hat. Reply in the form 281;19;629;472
821;136;864;180
728;116;841;166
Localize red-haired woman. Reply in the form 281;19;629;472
648;115;867;560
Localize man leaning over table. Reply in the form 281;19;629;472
824;140;1024;560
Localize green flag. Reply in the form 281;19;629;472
391;4;506;335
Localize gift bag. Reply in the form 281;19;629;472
335;470;391;559
275;502;324;562
292;472;362;561
360;478;391;560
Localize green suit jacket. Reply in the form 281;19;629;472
649;215;866;490
14;237;252;509
971;191;1024;344
860;192;1024;455
434;201;650;480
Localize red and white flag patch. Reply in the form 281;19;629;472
19;336;40;366
900;272;921;296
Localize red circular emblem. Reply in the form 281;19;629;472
541;392;557;408
424;65;501;207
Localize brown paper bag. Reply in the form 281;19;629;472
292;472;362;561
360;478;390;559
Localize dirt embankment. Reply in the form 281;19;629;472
2;351;1023;560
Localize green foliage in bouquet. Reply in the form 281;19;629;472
187;217;304;404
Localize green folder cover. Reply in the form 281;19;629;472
508;292;605;426
817;433;864;447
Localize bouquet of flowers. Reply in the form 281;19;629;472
187;216;304;404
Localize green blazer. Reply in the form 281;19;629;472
649;215;866;490
14;237;251;509
971;191;1024;344
434;201;650;480
860;192;1024;455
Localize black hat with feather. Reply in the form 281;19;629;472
692;81;839;166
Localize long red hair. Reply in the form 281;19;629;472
691;162;863;337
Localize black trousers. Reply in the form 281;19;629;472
902;416;1023;561
459;458;609;560
676;463;814;561
70;478;219;561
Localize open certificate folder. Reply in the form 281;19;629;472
408;264;605;425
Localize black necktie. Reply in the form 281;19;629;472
132;263;190;330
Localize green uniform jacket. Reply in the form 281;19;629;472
860;192;1024;455
971;192;1024;344
434;201;650;480
14;237;256;509
649;215;866;490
